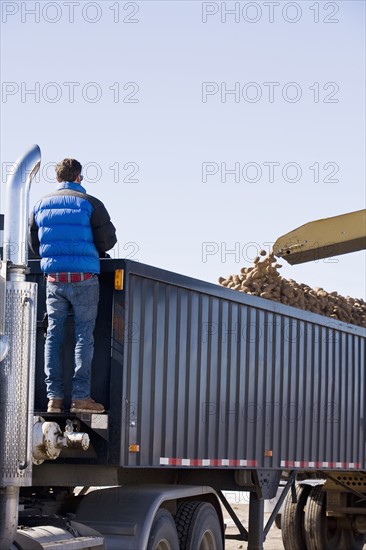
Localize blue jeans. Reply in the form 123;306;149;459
44;277;99;400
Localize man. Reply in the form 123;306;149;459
29;158;117;414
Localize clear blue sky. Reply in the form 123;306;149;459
1;1;365;298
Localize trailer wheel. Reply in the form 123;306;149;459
343;529;366;550
342;527;366;549
175;501;223;550
147;508;180;550
281;483;312;549
304;485;366;550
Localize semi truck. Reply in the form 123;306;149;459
0;145;365;550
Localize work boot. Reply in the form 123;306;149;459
47;398;64;413
70;397;105;413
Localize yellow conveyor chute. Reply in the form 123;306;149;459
273;209;366;264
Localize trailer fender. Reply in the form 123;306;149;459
75;484;223;550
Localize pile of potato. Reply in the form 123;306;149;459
218;251;366;328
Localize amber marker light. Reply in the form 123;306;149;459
114;269;124;290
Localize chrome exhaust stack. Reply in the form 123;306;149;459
0;145;41;549
3;144;41;277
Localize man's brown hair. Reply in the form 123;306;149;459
55;158;82;182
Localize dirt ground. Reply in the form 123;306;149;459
221;504;284;550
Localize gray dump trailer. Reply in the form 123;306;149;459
1;146;366;550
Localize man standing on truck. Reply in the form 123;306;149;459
28;158;117;414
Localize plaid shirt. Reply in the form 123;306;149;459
46;272;95;283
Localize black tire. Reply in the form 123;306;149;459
275;513;281;530
342;528;366;550
304;485;366;550
282;483;312;550
175;501;223;550
147;508;180;550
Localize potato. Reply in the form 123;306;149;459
218;251;365;327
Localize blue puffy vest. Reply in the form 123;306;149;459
33;182;100;274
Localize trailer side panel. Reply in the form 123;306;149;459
119;262;365;470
